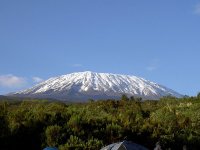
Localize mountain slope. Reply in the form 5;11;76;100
10;71;182;101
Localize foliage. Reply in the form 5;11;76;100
45;125;62;147
197;92;200;99
0;96;200;149
121;94;129;101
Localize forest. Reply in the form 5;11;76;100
0;94;200;150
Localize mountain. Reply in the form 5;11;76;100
9;71;182;101
0;95;6;99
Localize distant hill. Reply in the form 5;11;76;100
0;95;6;99
0;95;18;101
0;95;25;101
9;71;182;101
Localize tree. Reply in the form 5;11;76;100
130;96;135;101
45;125;61;147
88;99;95;103
121;94;129;101
197;92;200;99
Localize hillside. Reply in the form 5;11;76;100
10;71;182;101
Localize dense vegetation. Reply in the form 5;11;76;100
1;95;200;150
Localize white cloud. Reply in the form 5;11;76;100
146;59;159;72
32;77;43;83
0;74;27;88
72;64;83;67
146;66;157;71
194;3;200;15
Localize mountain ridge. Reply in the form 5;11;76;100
9;71;182;101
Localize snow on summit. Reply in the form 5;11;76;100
11;71;182;101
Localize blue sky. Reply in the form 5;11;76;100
0;0;200;96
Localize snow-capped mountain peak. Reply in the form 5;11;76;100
11;71;182;101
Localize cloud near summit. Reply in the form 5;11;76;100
32;77;44;83
146;59;159;71
0;74;27;88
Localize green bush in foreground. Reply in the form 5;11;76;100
0;95;200;150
